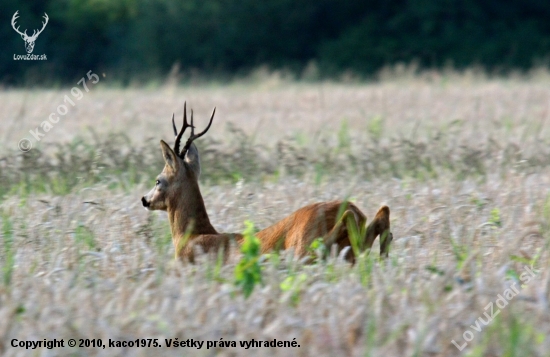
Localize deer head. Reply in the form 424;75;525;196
12;11;49;54
141;104;216;211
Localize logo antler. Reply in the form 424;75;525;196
11;11;49;54
11;11;27;38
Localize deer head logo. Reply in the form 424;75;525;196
11;11;49;54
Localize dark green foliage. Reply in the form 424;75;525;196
2;0;550;84
319;0;550;75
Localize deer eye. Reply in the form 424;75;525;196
155;180;160;186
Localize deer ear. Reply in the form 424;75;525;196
160;140;180;172
184;142;201;179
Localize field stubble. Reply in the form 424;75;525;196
1;77;550;356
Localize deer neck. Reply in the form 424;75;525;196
167;177;217;241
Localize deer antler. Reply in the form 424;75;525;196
180;107;215;159
173;102;194;157
11;12;48;40
11;11;27;38
29;13;48;40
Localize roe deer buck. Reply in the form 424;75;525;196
141;103;239;263
141;103;393;263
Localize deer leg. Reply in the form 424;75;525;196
365;206;392;258
322;209;366;261
380;231;393;258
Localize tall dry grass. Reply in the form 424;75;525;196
1;74;550;356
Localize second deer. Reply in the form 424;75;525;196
141;104;392;263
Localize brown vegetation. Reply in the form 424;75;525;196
1;75;550;356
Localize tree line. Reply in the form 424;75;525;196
2;0;550;84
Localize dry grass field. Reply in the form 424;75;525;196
1;72;550;356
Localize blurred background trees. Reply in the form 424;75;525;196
2;0;550;84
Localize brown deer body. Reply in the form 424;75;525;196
142;104;392;263
257;201;392;260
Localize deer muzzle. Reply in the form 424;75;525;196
141;196;150;208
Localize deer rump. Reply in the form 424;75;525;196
255;201;391;261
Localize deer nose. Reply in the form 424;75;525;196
141;196;150;207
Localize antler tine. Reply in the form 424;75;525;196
173;102;193;157
181;107;216;158
184;101;188;127
190;109;194;135
11;11;27;37
172;113;177;136
34;13;49;37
